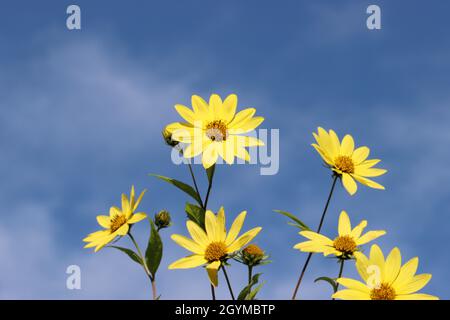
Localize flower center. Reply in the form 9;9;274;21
334;155;355;174
110;214;127;233
333;235;357;254
370;283;396;300
204;241;228;262
205;120;228;142
243;244;264;257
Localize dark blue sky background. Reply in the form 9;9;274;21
0;1;449;299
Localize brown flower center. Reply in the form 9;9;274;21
204;241;228;262
334;155;355;174
110;214;127;233
333;235;357;254
370;283;396;300
205;120;228;142
243;244;264;257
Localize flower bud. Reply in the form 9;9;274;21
162;127;179;147
242;244;265;266
154;210;171;229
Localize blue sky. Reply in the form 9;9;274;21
0;0;449;299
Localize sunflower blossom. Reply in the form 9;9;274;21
83;186;147;252
165;94;265;168
312;127;387;195
168;207;262;286
294;211;385;259
333;244;438;300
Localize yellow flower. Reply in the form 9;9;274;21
294;211;385;259
168;207;262;286
312;127;387;195
83;186;147;252
165;94;265;168
333;244;439;300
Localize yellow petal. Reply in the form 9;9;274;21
222;94;238;123
312;143;333;166
395;293;439;300
96;215;111;229
234;146;250;162
369;244;385;273
338;210;352;236
115;224;129;236
336;278;370;293
127;212;147;224
351;220;367;239
342;173;358;195
228;117;264;134
175;104;196;124
352;146;370;165
392;257;419;290
132;189;146;212
227;227;262;252
83;230;110;242
216;207;226;242
225;211;246;245
231;135;264;147
205;210;218;241
384;247;402;285
209;94;223;119
191;95;212;122
356;230;386;245
340;135;355;156
352;175;385;190
168;255;207;269
228;108;256;129
354;167;387;178
354;251;370;281
186;220;209;246
165;121;193;134
332;289;370;300
184;138;209;158
201;142;219;169
395;274;432;295
328;129;340;158
293;241;330;254
299;231;333;245
206;260;221;287
171;234;204;254
121;194;130;214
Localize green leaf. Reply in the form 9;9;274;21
185;202;206;229
109;246;142;265
247;281;265;300
206;164;216;184
238;273;262;300
145;219;163;277
150;174;202;206
274;210;310;231
314;276;338;292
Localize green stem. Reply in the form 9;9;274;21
332;259;345;300
203;165;215;210
210;284;216;300
187;162;204;208
248;266;253;286
291;175;339;300
222;266;235;300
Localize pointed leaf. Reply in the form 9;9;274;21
314;276;338;292
185;202;206;230
109;246;142;265
274;210;310;231
150;174;202;206
206;164;216;184
238;273;262;300
145;219;163;277
247;281;265;300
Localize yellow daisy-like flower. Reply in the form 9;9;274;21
165;94;265;168
83;186;147;252
312;127;387;195
168;207;262;286
294;211;386;259
333;244;438;300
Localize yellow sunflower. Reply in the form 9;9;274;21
312;127;387;195
83;186;147;252
168;207;262;286
165;94;265;168
333;244;438;300
294;211;386;259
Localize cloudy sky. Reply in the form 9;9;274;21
0;0;449;299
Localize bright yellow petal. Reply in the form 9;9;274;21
121;194;130;215
132;189;146;212
354;167;387;178
338;210;352;236
186;220;209;246
227;227;262;252
205;210;218;241
96;215;111;229
351;220;367;239
116;224;129;236
392;257;418;290
340;135;355;156
336;278;371;293
352;146;370;165
171;234;204;254
395;293;439;300
175;104;196;124
201;142;219;169
352;175;385;190
328;129;341;158
228;108;256;129
127;212;147;224
168;255;207;269
395;274;432;295
384;247;402;285
342;173;358;195
299;231;333;245
209;94;223;119
229;117;264;134
216;207;226;242
312;143;334;165
222;94;237;123
191;95;212;122
206;260;221;287
354;251;370;281
225;211;246;245
355;230;386;245
332;289;370;300
234;146;251;162
83;230;110;242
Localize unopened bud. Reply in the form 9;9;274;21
154;210;171;229
242;244;265;266
162;127;179;147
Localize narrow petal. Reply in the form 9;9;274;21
338;210;352;236
227;227;262;252
191;95;212;122
342;173;358;195
175;104;196;124
168;255;207;269
116;224;129;236
225;211;246;245
171;234;204;254
133;189;146;212
332;289;370;300
228;108;256;129
356;230;386;245
337;278;371;293
205;210;218;242
209;94;223;119
206;260;220;287
395;293;439;300
202;143;219;169
340;135;355;156
127;212;147;224
222;94;238;123
384;247;402;285
352;175;385;190
351;220;367;239
352;146;370;165
328;129;341;158
354;167;387;178
228;117;264;134
312;143;334;165
187;220;209;246
121;194;130;215
369;244;385;271
392;257;419;290
216;207;226;242
395;274;432;295
96;215;111;229
354;251;370;281
299;231;333;245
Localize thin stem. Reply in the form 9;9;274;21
187;162;204;208
291;175;339;300
203;165;215;210
332;259;345;300
151;279;157;300
222;266;235;300
210;284;216;300
248;266;253;286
